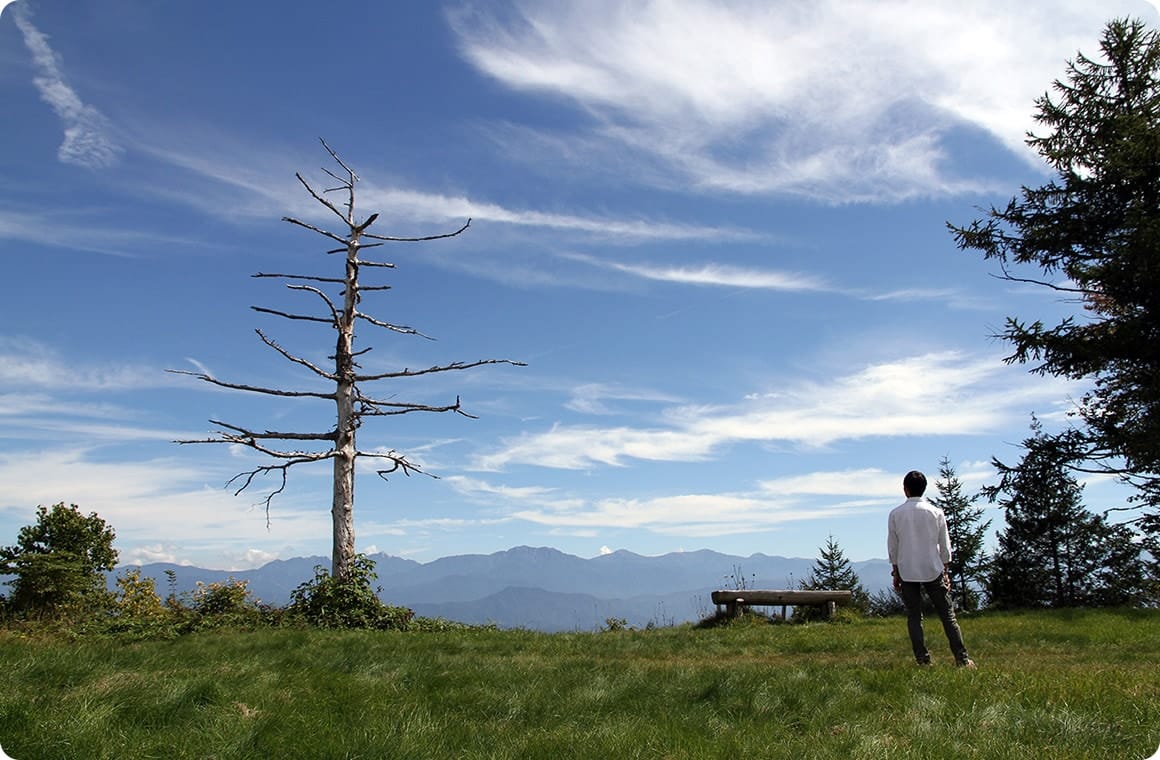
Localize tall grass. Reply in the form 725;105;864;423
1;609;1156;759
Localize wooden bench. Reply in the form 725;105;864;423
710;589;854;619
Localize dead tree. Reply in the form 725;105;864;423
171;141;524;582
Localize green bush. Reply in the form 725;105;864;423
287;554;414;630
113;568;167;621
0;503;117;620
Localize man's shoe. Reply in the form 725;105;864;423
956;658;977;669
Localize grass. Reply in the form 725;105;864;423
1;609;1157;759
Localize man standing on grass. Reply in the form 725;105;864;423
888;470;976;668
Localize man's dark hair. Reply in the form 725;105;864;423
903;470;927;496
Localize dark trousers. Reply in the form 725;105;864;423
898;578;970;664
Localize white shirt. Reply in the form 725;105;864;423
887;496;952;583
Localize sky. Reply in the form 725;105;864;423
2;0;1156;571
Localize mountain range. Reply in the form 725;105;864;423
110;547;893;632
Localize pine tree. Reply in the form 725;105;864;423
950;19;1160;536
798;534;869;616
985;418;1148;607
930;456;991;611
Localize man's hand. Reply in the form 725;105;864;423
892;568;902;591
942;570;951;590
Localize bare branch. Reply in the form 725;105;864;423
356;358;527;383
282;215;350;247
364;219;471;243
223;449;334;528
356;312;434;339
255;329;336;380
358;260;397;269
166;369;335;399
184;418;336;443
355;212;379;233
254;272;344;284
286;284;340;322
356;394;475;418
251;306;334;324
292;171;350;226
327;242;384;255
357;450;438;481
319;138;358;181
317;139;358;224
321;170;349;187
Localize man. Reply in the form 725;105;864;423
887;470;976;668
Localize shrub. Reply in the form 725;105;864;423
287;554;414;630
113;568;167;621
867;588;907;617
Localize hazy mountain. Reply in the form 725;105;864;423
109;547;893;631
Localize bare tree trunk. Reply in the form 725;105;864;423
332;369;357;579
331;228;361;580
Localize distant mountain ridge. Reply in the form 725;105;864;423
111;546;893;632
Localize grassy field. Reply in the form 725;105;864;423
1;608;1157;759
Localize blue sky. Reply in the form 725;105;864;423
2;0;1155;571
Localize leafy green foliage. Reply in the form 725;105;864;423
985;418;1152;607
930;456;991;611
950;18;1160;534
189;578;255;616
112;568;167;621
287;553;414;630
0;503;117;619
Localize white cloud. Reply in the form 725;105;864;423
509;490;879;537
11;4;121;168
564;251;1001;309
0;208;203;257
444;475;559;501
474;351;1076;471
564;382;684;415
758;468;901;498
119;544;181;566
134;142;756;243
565;252;826;291
0;337;172;392
450;0;1123;201
0;446;333;569
359;185;757;242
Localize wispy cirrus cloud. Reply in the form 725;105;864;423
562;251;996;309
562;251;826;291
133;142;756;244
507;488;885;538
10;3;121;168
360;185;758;242
449;1;1128;202
428;463;997;539
0;207;207;257
564;382;684;416
0;337;172;392
473;351;1076;471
